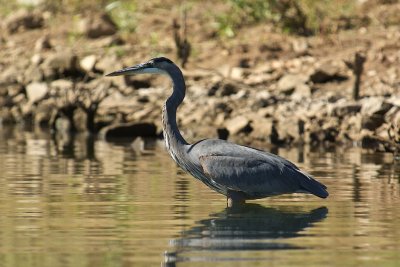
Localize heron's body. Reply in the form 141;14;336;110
107;57;329;205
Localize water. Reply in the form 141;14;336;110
0;127;399;267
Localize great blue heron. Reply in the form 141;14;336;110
106;57;329;206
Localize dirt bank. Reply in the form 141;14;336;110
0;1;399;152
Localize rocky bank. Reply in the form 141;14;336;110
0;3;400;152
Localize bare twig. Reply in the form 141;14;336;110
346;52;366;100
173;6;191;68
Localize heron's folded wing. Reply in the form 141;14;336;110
198;154;300;196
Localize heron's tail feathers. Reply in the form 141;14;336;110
297;170;329;198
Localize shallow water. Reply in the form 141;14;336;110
0;127;399;267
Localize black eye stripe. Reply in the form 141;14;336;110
150;57;174;64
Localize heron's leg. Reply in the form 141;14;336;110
227;191;246;208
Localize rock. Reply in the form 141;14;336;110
180;107;208;126
6;84;24;97
250;117;274;141
214;113;226;126
50;79;73;91
72;107;90;132
230;67;244;80
362;114;385;131
3;9;44;33
13;93;26;105
123;75;152;89
34;35;52;51
53;116;72;132
214;101;233;115
17;0;43;5
340;114;362;140
292;83;312;100
42;52;77;71
360;97;393;116
259;42;282;52
24;64;43;83
96;55;120;74
385;107;400;124
332;102;361;117
99;122;157;141
244;72;274;86
0;109;16;124
31;54;43;65
277;74;308;95
220;83;239;96
0;97;6;108
292;38;308;54
225;116;252;135
310;63;347;83
208;81;238;97
0;66;20;85
26;82;48;103
34;99;55;127
273;117;305;144
253;93;278;108
41;51;82;78
20;101;34;117
80;55;97;72
361;134;396;152
78;12;117;38
94;35;125;47
217;128;229;140
238;58;251;68
321;119;340;142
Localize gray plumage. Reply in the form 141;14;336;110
107;57;329;204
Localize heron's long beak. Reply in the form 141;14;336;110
107;61;169;76
106;62;153;76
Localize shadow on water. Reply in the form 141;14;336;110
163;204;328;265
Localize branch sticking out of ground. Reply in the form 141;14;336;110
345;51;366;100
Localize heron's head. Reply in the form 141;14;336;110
106;57;175;77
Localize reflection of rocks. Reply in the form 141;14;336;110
163;204;328;265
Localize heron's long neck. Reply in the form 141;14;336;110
162;67;189;159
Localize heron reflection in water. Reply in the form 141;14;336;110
163;204;328;265
107;57;329;206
